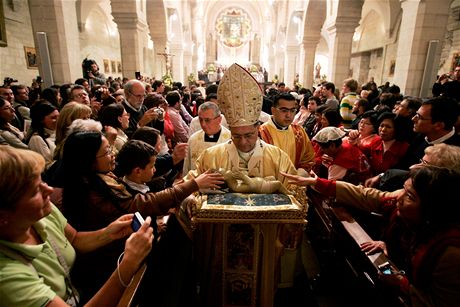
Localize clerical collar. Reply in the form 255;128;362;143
122;176;150;194
204;129;222;142
271;117;289;130
237;148;255;163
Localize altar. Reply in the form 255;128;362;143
191;189;308;307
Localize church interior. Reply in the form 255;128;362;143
1;1;460;307
1;0;459;93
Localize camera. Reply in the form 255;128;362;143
378;261;393;275
153;107;164;120
131;212;145;232
3;77;18;86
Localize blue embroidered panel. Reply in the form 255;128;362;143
207;193;291;207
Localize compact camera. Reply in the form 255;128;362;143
153;107;164;120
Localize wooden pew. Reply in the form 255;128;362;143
116;264;147;307
307;189;409;306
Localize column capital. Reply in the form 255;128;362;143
326;16;360;35
112;12;148;31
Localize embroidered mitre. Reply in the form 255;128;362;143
217;63;262;127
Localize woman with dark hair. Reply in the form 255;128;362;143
0;96;28;149
320;108;343;128
0;146;153;307
367;112;409;175
61;130;224;300
41;87;61;109
26;101;59;166
99;103;129;153
282;166;460;307
346;110;379;157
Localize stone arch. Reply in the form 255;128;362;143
356;9;385;52
79;2;121;77
286;10;303;46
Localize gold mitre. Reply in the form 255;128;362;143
217;63;262;127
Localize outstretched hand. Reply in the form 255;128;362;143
195;170;225;190
279;171;318;187
361;240;387;256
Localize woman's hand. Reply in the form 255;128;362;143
122;216;154;268
104;214;134;241
364;175;381;188
348;129;360;140
279;171;318;187
194;170;225;190
360;240;387;255
321;154;333;167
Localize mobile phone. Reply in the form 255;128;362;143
135;71;141;80
378;262;393;275
131;212;145;232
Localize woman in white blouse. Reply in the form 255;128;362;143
26;101;59;167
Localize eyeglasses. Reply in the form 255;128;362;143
419;158;429;165
0;105;14;111
413;113;431;121
75;92;88;98
96;145;113;158
275;107;297;114
129;91;145;99
199;116;219;124
359;120;373;126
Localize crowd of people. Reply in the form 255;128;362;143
1;60;460;307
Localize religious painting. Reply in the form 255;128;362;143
117;61;122;73
451;53;460;70
223;223;258;307
111;60;116;74
24;47;38;69
225;224;255;270
216;9;251;48
0;0;6;47
103;59;110;73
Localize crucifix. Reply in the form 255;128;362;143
157;47;174;75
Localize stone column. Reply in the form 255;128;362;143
302;40;319;89
170;43;184;83
28;0;81;84
206;33;216;65
393;0;451;96
284;45;298;87
326;21;358;85
251;35;260;65
112;12;148;79
183;47;193;82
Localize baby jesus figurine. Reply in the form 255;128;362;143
218;169;291;195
